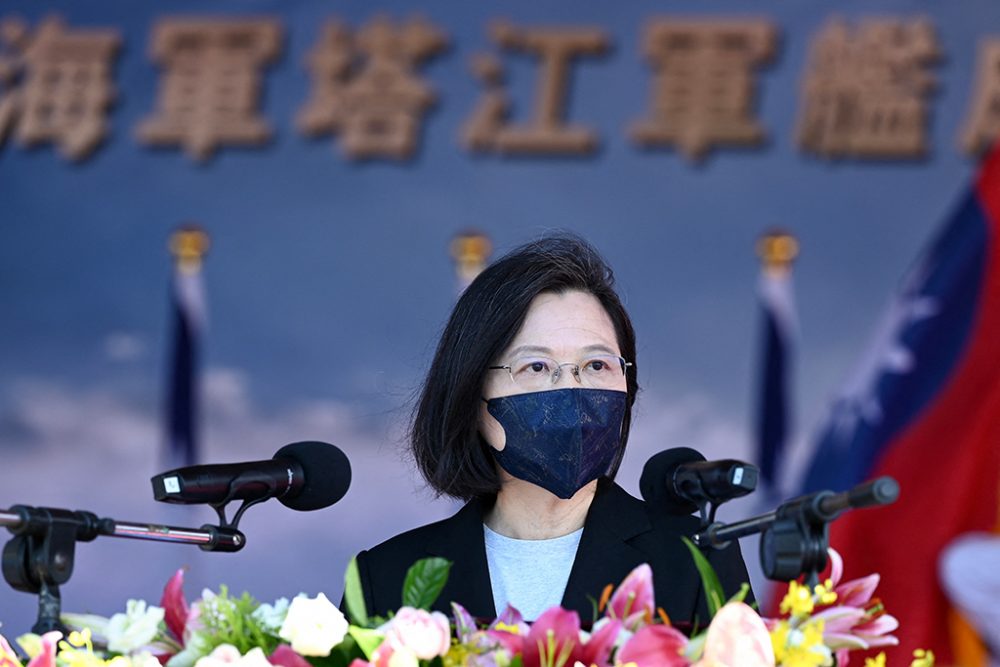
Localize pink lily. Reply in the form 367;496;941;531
268;645;313;667
604;564;655;631
616;625;689;667
695;602;773;667
577;619;622;667
827;550;880;608
161;568;190;644
485;605;529;655
0;634;23;667
451;602;479;644
522;607;583;667
25;632;60;667
807;549;899;662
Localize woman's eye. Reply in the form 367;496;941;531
586;360;608;372
528;361;548;373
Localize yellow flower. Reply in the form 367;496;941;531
771;619;831;667
813;580;837;606
493;622;522;635
770;621;791;662
780;582;815;618
910;649;935;667
863;652;886;667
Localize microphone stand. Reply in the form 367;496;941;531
1;505;246;635
692;476;899;588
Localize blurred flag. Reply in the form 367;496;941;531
798;147;1000;663
754;230;798;496
450;229;492;294
164;226;209;469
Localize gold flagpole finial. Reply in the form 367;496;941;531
169;225;210;274
450;230;493;286
756;229;798;275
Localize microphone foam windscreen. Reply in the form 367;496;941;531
273;441;352;511
639;447;706;514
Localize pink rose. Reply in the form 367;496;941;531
382;607;451;660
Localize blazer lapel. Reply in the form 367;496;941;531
422;499;497;618
561;480;652;617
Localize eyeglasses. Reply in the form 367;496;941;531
489;354;633;391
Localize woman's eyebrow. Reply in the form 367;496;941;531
506;343;619;357
506;344;553;357
580;344;619;355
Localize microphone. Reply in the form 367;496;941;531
640;447;759;515
151;441;351;511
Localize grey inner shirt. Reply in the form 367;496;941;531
483;523;584;621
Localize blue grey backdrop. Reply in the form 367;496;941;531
1;0;993;635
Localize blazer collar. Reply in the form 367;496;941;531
560;478;652;615
420;479;651;620
422;498;497;618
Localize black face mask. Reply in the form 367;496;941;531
484;387;627;499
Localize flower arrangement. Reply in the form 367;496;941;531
0;544;932;667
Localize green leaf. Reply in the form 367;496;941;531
401;557;452;610
727;582;750;606
681;536;725;618
348;627;384;660
344;557;370;627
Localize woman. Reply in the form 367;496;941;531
353;234;751;625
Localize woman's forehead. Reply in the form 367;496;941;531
507;290;619;352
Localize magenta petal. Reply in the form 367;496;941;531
484;629;524;655
452;603;478;643
579;620;622;667
0;634;23;667
607;564;654;623
489;604;530;639
863;635;901;648
855;613;899;637
812;606;867;633
26;633;60;667
522;608;582;667
828;548;844;588
834;574;879;608
160;569;189;643
617;625;688;667
268;646;312;667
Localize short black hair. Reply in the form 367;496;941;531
411;233;639;500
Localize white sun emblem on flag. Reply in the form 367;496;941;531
828;264;939;443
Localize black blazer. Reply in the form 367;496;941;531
354;479;753;626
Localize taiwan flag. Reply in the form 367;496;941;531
800;146;1000;663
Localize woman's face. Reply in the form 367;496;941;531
479;289;626;451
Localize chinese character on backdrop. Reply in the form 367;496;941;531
0;15;120;161
628;18;778;162
797;16;941;160
959;39;1000;157
297;15;448;161
462;20;610;156
136;18;283;162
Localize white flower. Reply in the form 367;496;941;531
131;651;165;667
381;607;451;661
251;598;290;633
236;648;273;667
107;600;165;654
371;644;419;667
194;645;274;667
278;593;349;657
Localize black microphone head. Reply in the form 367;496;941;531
273;441;351;511
639;447;706;515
